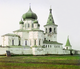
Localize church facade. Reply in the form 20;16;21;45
1;6;79;55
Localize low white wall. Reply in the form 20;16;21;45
32;47;45;55
0;48;8;55
0;47;79;55
78;51;80;54
8;48;32;55
0;48;32;55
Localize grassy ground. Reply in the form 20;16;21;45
0;55;80;69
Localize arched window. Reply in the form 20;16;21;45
25;40;27;45
19;40;20;45
30;39;31;45
32;24;34;28
50;45;51;47
48;45;49;48
44;38;46;40
28;23;30;28
39;39;40;45
34;39;36;45
46;28;47;33
54;28;56;33
12;39;14;46
25;24;26;29
46;45;47;48
49;28;52;33
66;47;68;49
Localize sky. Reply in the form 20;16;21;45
0;0;80;50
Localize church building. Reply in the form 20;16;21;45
1;6;78;55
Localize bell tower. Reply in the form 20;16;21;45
44;8;58;41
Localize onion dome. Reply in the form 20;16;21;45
22;7;37;20
19;20;24;24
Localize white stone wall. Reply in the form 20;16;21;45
77;51;80;54
44;34;57;41
44;25;57;41
0;47;32;55
65;46;72;49
8;36;19;46
2;36;8;46
0;48;8;55
23;19;34;30
34;23;38;29
20;24;24;29
29;31;44;47
8;48;32;55
2;36;19;46
43;44;64;54
44;25;57;33
14;32;29;46
32;47;45;55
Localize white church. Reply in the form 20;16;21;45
0;6;79;55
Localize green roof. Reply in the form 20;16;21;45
13;29;29;32
44;24;58;27
45;8;57;26
2;33;19;37
65;36;71;46
33;20;38;23
13;29;44;32
5;46;31;48
29;29;44;32
43;40;63;45
33;20;40;27
22;7;37;20
19;20;24;24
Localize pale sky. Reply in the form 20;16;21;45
0;0;80;50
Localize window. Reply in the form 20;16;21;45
46;28;47;33
44;38;46;40
39;39;40;45
25;40;27;45
49;28;52;33
25;24;26;29
66;47;68;49
19;40;20;45
48;45;49;48
32;24;34;28
28;23;30;28
30;40;31;45
50;45;51;47
49;40;50;42
54;28;56;33
46;45;47;48
54;46;60;48
34;40;36;45
12;39;14;46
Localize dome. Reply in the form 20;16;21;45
22;7;37;20
33;20;38;23
33;20;40;27
19;20;24;24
